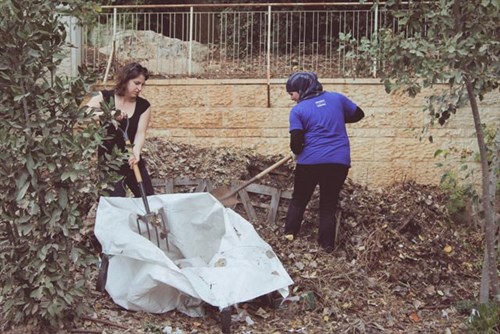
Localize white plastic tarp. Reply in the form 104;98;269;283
94;192;293;315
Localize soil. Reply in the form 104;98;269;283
3;137;489;334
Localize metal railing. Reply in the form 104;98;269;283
83;2;403;80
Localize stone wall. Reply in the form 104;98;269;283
97;78;499;189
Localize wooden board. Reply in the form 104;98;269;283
152;178;292;224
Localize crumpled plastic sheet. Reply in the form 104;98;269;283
94;192;293;316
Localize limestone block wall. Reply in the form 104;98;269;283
102;78;499;189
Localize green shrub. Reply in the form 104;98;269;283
0;1;118;332
439;169;478;224
467;302;500;334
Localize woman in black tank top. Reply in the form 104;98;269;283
87;63;155;197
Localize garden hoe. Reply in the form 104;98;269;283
211;155;292;207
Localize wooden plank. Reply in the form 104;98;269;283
242;183;287;224
267;188;282;224
194;180;208;192
174;177;203;186
237;188;258;221
151;178;166;192
245;183;276;196
251;202;270;209
152;177;290;224
206;181;215;192
152;178;174;194
165;179;174;193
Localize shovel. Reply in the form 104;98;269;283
211;155;292;207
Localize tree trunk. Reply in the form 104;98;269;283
495;131;500;249
480;247;490;302
464;75;499;303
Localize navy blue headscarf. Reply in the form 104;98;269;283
286;71;324;102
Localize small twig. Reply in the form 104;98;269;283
82;316;128;330
396;208;419;233
71;329;102;334
420;302;452;310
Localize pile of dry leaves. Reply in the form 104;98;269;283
9;137;486;333
71;137;483;334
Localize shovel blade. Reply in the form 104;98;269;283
218;195;240;207
210;185;240;207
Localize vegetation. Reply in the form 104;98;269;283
345;0;499;303
435;125;499;226
467;302;500;333
0;0;118;332
1;0;497;331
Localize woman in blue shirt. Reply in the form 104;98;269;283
284;71;364;252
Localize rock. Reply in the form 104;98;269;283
98;30;209;76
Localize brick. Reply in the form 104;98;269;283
177;108;223;128
222;108;247;128
232;85;268;107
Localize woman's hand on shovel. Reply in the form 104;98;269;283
128;154;140;168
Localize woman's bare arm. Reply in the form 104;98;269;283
130;107;152;165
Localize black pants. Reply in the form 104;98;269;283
285;163;349;250
109;159;155;197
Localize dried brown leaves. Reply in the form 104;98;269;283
72;138;483;333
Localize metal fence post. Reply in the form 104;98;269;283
372;1;378;78
189;6;194;76
103;8;117;84
266;5;271;107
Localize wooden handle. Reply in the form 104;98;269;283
132;163;143;183
123;136;151;215
125;139;142;183
221;155;292;200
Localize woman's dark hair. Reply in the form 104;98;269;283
114;62;149;96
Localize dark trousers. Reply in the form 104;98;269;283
285;163;349;249
109;159;155;197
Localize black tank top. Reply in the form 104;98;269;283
98;90;151;158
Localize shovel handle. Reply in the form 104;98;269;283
125;139;143;183
132;163;143;183
220;155;292;200
125;139;151;214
